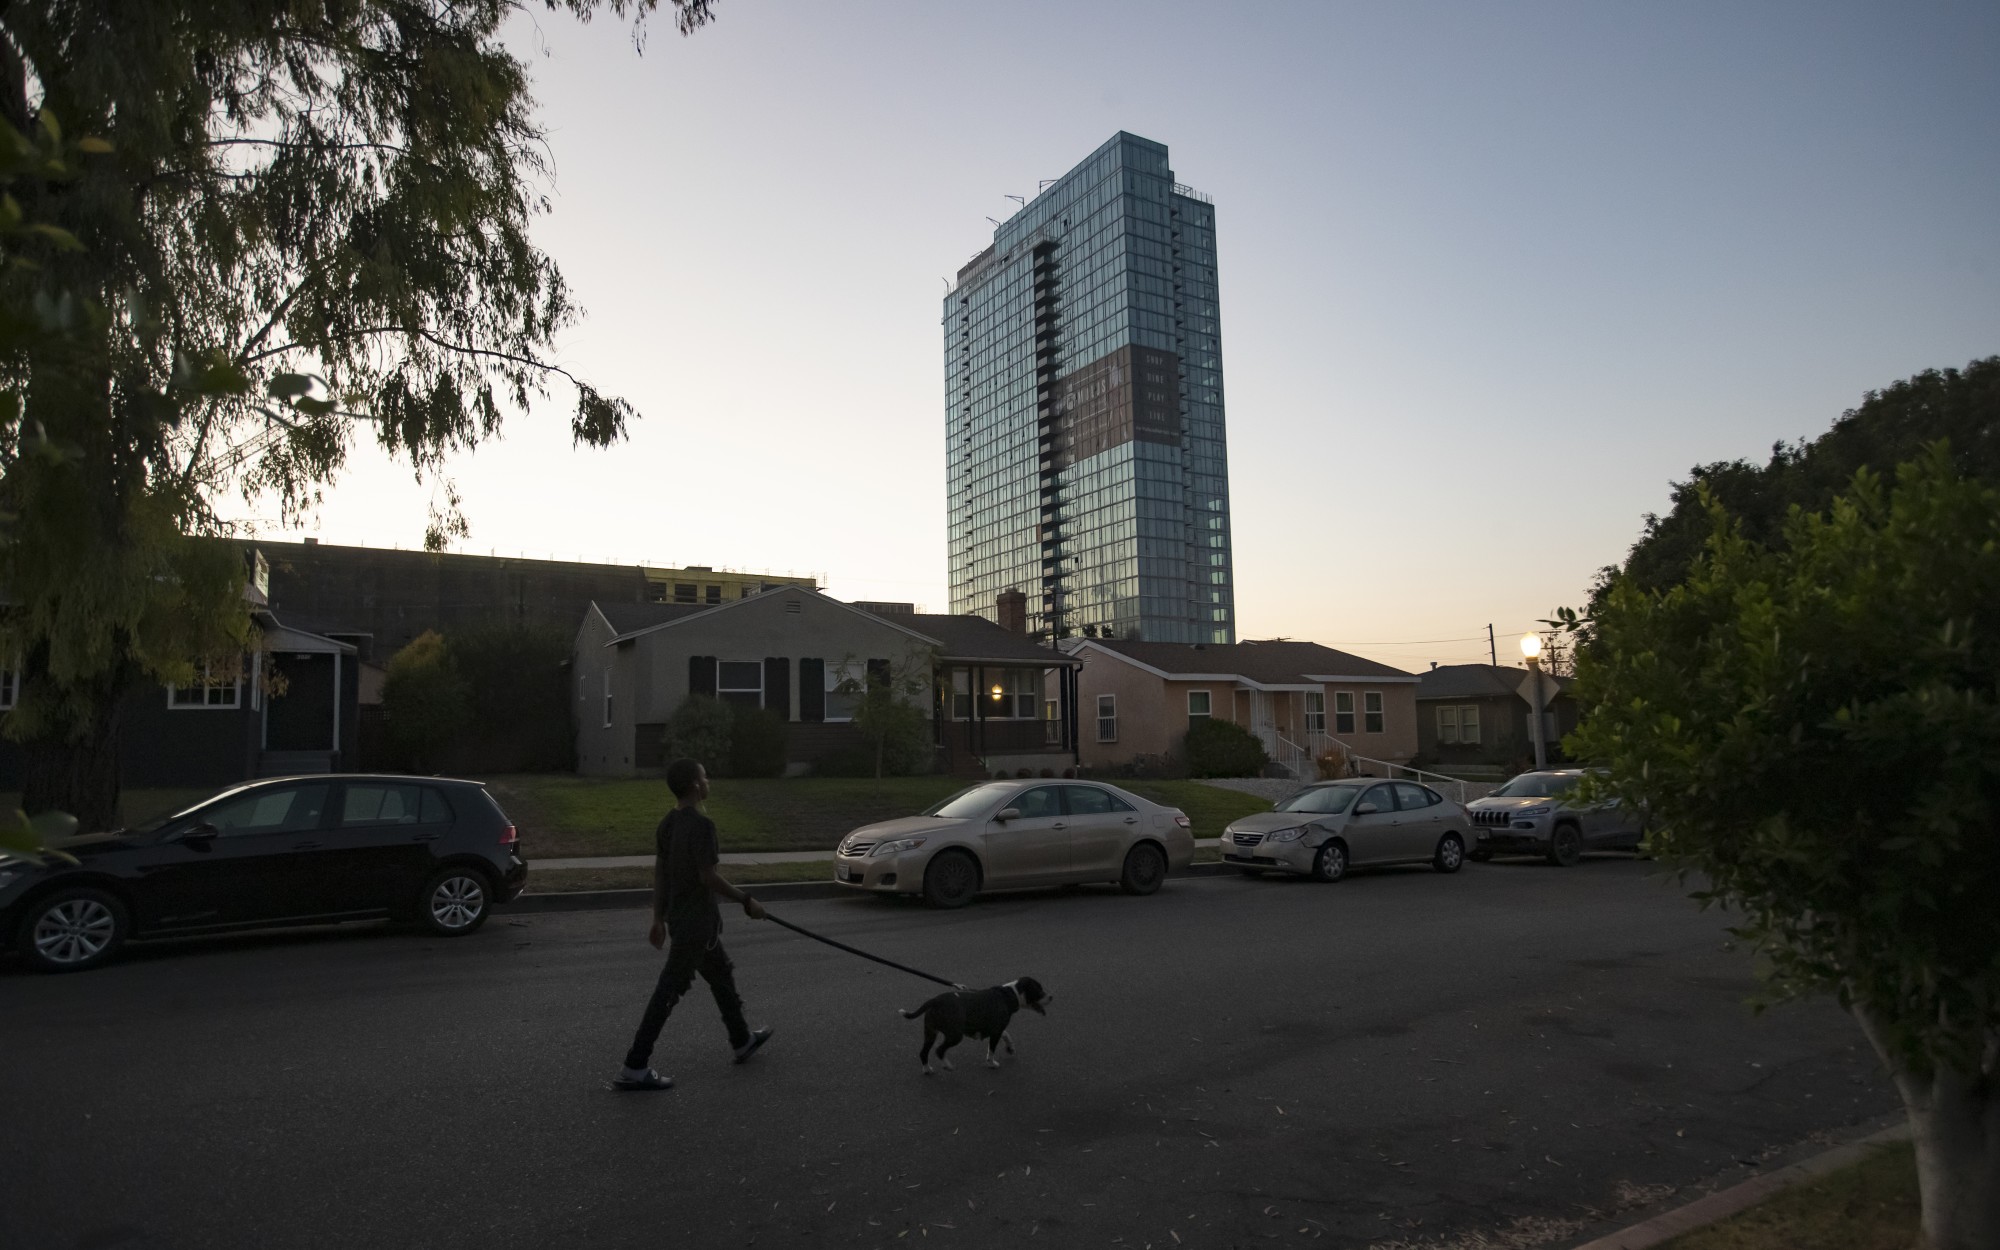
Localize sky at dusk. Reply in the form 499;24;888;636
222;1;2000;672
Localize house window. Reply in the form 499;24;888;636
602;669;613;728
673;583;696;603
717;661;763;710
705;585;722;605
647;582;667;603
989;669;1037;718
1305;691;1325;735
1334;691;1355;734
0;667;15;711
169;663;241;709
950;669;972;720
1096;694;1117;743
1187;689;1211;719
825;661;864;722
1364;691;1384;734
1437;704;1482;745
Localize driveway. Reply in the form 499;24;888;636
0;858;1895;1249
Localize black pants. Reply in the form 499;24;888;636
624;932;749;1070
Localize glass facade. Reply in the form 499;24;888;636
944;132;1235;644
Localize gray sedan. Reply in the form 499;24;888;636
1222;779;1472;882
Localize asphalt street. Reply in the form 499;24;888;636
3;857;1896;1250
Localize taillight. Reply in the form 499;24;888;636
499;824;518;846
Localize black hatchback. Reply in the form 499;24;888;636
0;774;529;972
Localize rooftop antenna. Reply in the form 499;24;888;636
1005;194;1026;207
1038;179;1057;191
984;216;1001;227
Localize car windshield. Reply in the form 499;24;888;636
922;783;1017;820
129;789;242;835
1275;785;1360;814
1490;773;1579;799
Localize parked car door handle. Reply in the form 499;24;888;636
412;832;442;842
1123;816;1139;825
1051;822;1067;830
293;840;323;850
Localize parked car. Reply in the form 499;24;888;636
1;775;528;973
1464;769;1644;866
1222;779;1471;882
834;779;1195;908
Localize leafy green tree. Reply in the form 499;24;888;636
450;623;573;771
837;648;938;784
380;630;469;772
1567;446;2000;1250
664;692;730;776
0;0;716;830
1598;357;1999;609
1184;717;1266;778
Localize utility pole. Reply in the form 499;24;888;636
1487;623;1496;667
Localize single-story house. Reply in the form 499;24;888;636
0;606;361;790
572;587;1081;777
1059;638;1419;777
1413;663;1578;772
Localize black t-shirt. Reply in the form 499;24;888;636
656;807;721;940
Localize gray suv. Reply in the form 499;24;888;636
1464;769;1643;866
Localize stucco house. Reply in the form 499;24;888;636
1414;663;1578;773
1059;638;1419;777
572;588;1080;777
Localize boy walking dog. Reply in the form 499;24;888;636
614;758;773;1091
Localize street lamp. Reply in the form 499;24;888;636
1520;633;1547;769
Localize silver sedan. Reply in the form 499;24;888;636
1222;779;1472;882
835;779;1195;908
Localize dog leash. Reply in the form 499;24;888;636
761;912;964;989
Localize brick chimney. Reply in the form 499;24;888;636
996;588;1027;634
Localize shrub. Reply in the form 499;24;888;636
727;705;789;778
1183;717;1268;778
449;624;573;771
664;693;732;775
381;631;470;772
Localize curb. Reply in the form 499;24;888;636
504;861;1236;914
1568;1121;1911;1250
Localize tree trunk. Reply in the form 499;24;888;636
1853;1007;2000;1250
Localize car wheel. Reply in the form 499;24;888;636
20;887;128;973
1118;843;1167;896
922;850;981;909
1434;832;1465;874
1311;842;1347;883
420;867;493;935
1547;823;1583;868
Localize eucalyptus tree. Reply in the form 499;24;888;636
0;1;715;828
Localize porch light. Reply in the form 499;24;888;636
1519;633;1542;661
990;683;1004;698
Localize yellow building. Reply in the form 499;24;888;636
642;565;817;606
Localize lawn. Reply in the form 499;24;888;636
482;774;1273;859
1659;1139;1917;1250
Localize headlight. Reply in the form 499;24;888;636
1519;806;1552;817
871;837;928;857
0;867;23;890
1265;826;1307;843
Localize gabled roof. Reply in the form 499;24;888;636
1416;663;1574;700
594;601;715;638
907;613;1079;667
1071;638;1414;686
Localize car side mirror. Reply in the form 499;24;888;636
1355;803;1380;816
994;807;1021;823
182;822;219;849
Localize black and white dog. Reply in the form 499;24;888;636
899;977;1051;1074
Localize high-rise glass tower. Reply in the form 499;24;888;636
944;132;1234;644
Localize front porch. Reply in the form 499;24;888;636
934;660;1079;777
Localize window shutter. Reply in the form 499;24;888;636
799;658;825;722
764;657;790;719
867;658;891;690
689;655;717;697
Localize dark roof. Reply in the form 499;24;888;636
261;610;371;640
1416;663;1573;700
907;613;1078;666
595;601;715;638
1090;638;1411;684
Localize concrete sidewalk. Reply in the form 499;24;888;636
533;836;1226;870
